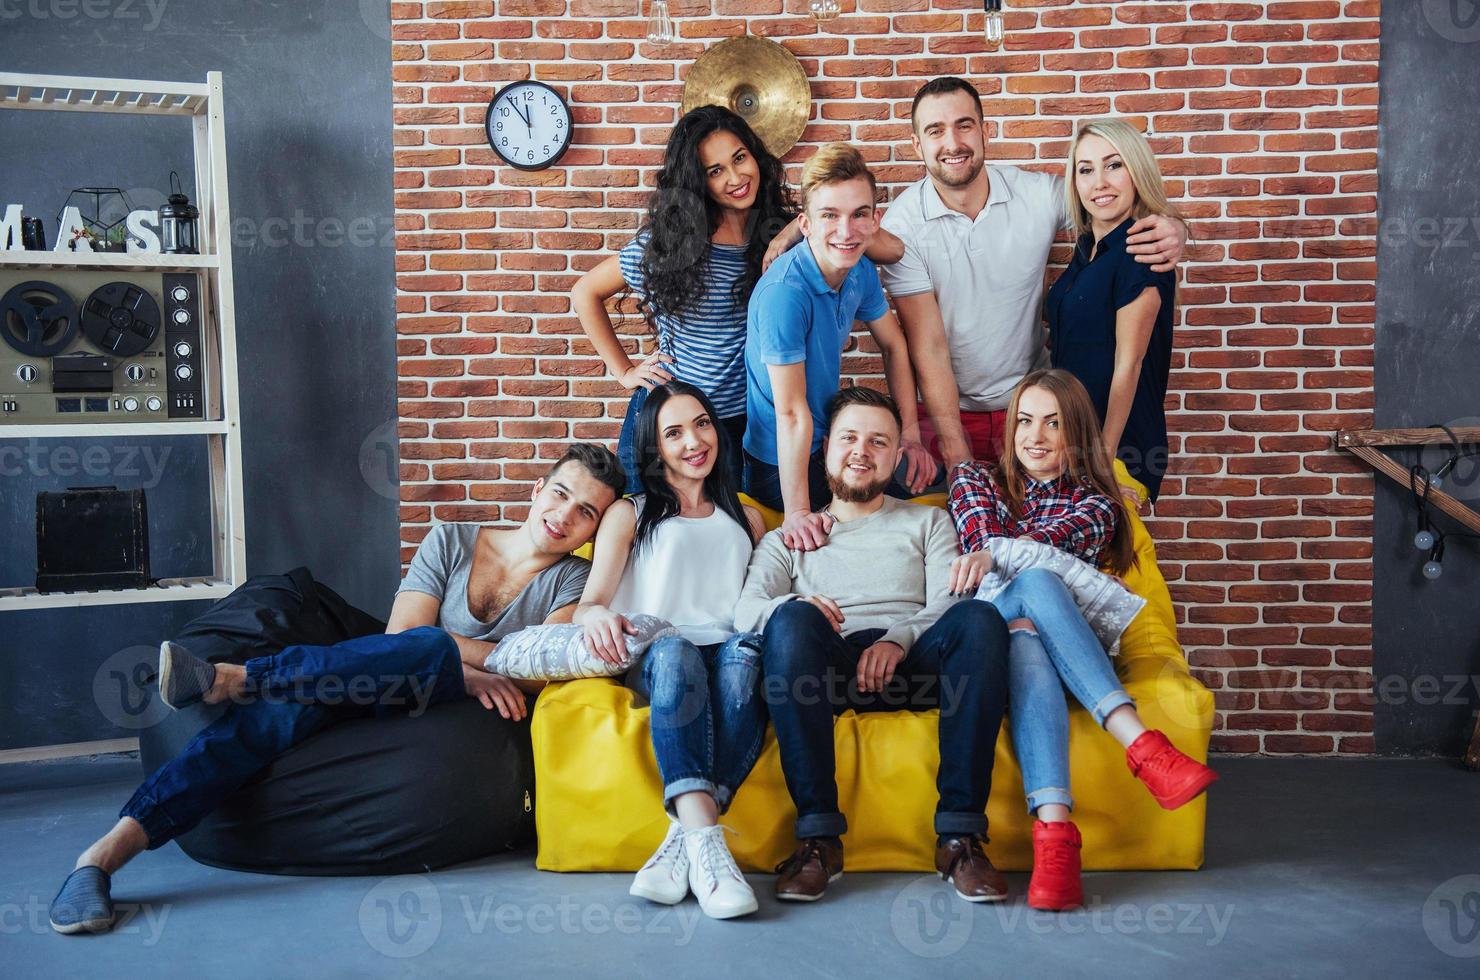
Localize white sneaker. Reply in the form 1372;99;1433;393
629;819;689;905
685;825;758;920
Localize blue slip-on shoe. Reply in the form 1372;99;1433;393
49;866;115;935
158;640;216;710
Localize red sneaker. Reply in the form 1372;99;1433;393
1027;819;1083;911
1126;730;1219;810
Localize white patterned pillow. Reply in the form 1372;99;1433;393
483;613;678;680
974;537;1147;656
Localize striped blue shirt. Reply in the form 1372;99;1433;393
618;229;750;419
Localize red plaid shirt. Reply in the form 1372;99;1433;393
947;461;1117;566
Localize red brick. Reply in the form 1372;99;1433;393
1264;735;1335;754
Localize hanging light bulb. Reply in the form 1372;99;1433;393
647;0;674;44
983;0;1004;50
810;0;840;23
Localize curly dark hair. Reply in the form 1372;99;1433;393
631;105;796;329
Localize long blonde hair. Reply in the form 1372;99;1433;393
997;369;1136;575
1063;118;1179;240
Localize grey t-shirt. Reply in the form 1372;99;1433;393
397;523;590;642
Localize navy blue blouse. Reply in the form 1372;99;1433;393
1045;217;1176;500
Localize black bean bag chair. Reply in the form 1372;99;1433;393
135;568;535;876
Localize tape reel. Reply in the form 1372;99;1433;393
81;282;162;358
0;280;81;357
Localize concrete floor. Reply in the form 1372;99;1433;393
3;756;1478;978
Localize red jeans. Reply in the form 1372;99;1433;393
918;408;1008;466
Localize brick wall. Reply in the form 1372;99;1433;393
389;0;1381;755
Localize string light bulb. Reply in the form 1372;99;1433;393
810;0;840;22
646;0;674;44
983;0;1005;50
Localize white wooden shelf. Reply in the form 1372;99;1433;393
0;73;210;116
0;251;220;272
0;420;231;439
2;70;247;616
0;578;234;612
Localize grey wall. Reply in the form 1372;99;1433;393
0;0;400;749
1373;2;1480;756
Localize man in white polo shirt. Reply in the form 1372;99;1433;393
881;77;1188;470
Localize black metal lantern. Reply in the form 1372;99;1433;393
158;171;200;255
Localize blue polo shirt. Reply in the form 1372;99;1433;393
742;242;890;464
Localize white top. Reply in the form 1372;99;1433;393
609;495;754;646
879;165;1069;413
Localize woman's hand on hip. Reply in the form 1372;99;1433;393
618;352;674;391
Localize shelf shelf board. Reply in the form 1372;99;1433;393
0;72;209;116
0;251;220;272
0;577;234;612
0;419;231;439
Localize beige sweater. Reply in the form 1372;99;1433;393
733;497;962;654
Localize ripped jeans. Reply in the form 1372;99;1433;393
626;632;767;815
993;568;1136;815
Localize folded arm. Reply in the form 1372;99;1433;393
732;532;802;634
1020;493;1118;564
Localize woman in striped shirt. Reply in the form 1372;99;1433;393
574;105;902;493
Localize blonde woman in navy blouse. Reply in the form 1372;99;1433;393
1045;119;1180;505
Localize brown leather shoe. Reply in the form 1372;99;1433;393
935;835;1008;903
774;837;843;902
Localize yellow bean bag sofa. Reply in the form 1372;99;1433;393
533;464;1213;873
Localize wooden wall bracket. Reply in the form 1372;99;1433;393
1335;427;1480;769
1335;428;1480;535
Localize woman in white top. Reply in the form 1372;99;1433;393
574;381;767;921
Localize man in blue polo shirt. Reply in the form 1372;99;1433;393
743;143;937;551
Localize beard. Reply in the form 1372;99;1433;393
926;152;984;189
827;464;891;504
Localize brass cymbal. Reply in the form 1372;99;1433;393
681;35;811;158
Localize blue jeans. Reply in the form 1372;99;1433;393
991;568;1136;814
626;633;767;814
121;626;466;848
617;386;745;495
760;599;1010;840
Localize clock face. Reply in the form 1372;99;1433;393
486;82;573;171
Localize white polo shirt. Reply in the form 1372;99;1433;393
879;165;1069;413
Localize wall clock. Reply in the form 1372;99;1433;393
486;81;573;171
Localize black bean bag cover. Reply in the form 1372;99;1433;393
136;568;535;876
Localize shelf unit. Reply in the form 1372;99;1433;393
0;71;245;613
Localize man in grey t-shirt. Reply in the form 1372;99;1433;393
49;445;624;936
880;77;1188;471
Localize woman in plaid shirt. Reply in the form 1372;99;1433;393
945;369;1216;912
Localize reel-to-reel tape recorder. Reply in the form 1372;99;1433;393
0;271;205;423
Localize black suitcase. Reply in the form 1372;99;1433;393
36;486;150;592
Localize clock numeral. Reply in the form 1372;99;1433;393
543;146;550;155
527;149;535;161
499;105;509;117
501;137;508;146
556;119;565;129
495;120;503;131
